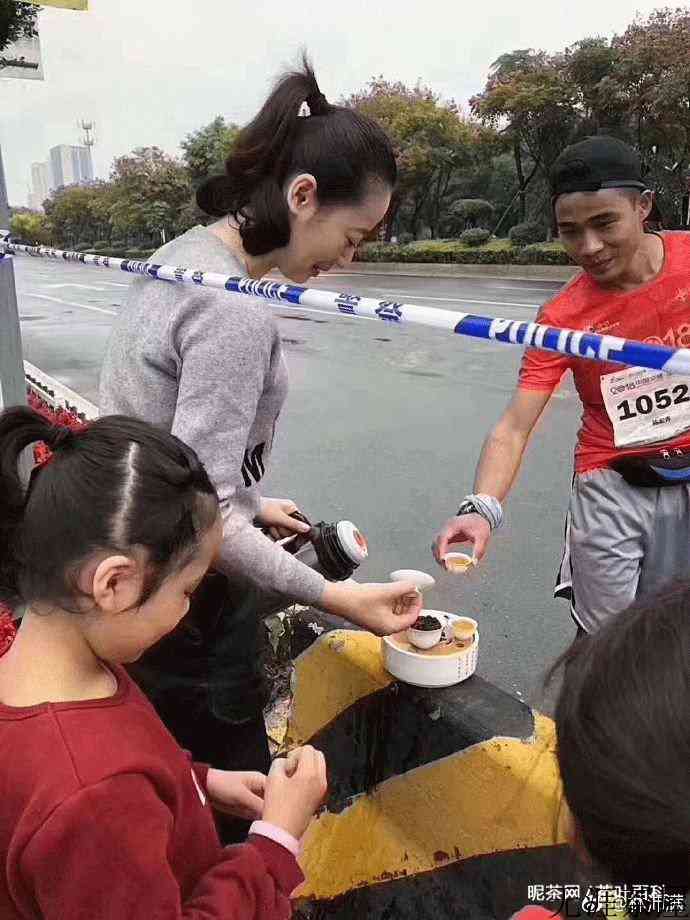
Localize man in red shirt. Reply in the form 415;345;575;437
434;136;690;633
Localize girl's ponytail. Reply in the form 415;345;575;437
0;406;218;612
0;407;73;602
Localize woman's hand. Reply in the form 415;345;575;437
205;769;266;819
320;580;422;635
257;498;311;541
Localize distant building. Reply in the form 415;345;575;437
48;144;94;190
30;162;50;209
27;143;95;208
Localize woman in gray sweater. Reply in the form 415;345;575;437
99;56;420;841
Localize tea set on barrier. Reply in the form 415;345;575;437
275;511;479;689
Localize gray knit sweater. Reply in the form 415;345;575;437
99;225;326;606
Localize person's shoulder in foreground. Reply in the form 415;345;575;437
510;908;559;919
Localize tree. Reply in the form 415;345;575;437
563;37;624;135
471;50;578;226
181;116;240;186
608;8;690;226
10;210;51;245
109;147;192;244
87;181;118;242
43;185;103;248
344;78;477;239
0;1;38;58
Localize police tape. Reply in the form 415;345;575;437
4;242;690;376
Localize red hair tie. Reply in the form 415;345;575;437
33;420;90;470
34;443;54;469
0;604;17;657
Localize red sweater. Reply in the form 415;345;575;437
0;666;303;919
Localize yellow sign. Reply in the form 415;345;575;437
28;1;88;9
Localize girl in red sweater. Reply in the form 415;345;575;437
513;586;689;919
0;407;327;920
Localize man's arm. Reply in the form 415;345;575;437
474;387;553;499
433;387;553;563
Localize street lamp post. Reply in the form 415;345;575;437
0;0;88;411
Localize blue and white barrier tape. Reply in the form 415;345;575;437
4;242;690;376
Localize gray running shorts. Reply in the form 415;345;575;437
555;467;690;633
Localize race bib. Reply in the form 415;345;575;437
601;366;690;448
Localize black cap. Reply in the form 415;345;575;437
550;136;646;201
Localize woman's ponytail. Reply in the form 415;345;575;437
196;53;395;256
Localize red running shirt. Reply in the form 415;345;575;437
518;232;690;473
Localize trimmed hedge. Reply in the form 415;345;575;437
508;221;547;246
357;239;572;266
459;228;491;246
86;246;155;260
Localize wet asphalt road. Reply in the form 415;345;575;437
12;254;579;709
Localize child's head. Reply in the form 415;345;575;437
554;587;689;889
0;408;221;663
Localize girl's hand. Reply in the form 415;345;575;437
262;746;328;840
205;769;266;820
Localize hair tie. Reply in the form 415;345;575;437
306;91;329;116
298;92;329;118
34;421;89;472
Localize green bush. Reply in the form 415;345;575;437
94;240;110;249
397;231;414;244
111;240;126;250
74;242;93;251
356;239;572;266
460;228;492;246
519;243;572;265
508;222;547;246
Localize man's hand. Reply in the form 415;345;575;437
257;498;311;541
432;513;492;566
431;389;551;569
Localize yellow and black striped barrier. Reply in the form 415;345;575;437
288;631;596;919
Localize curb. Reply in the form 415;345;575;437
337;262;579;283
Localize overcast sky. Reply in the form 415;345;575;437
1;0;665;206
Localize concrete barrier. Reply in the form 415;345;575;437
288;630;594;920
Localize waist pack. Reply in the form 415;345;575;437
612;451;690;487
